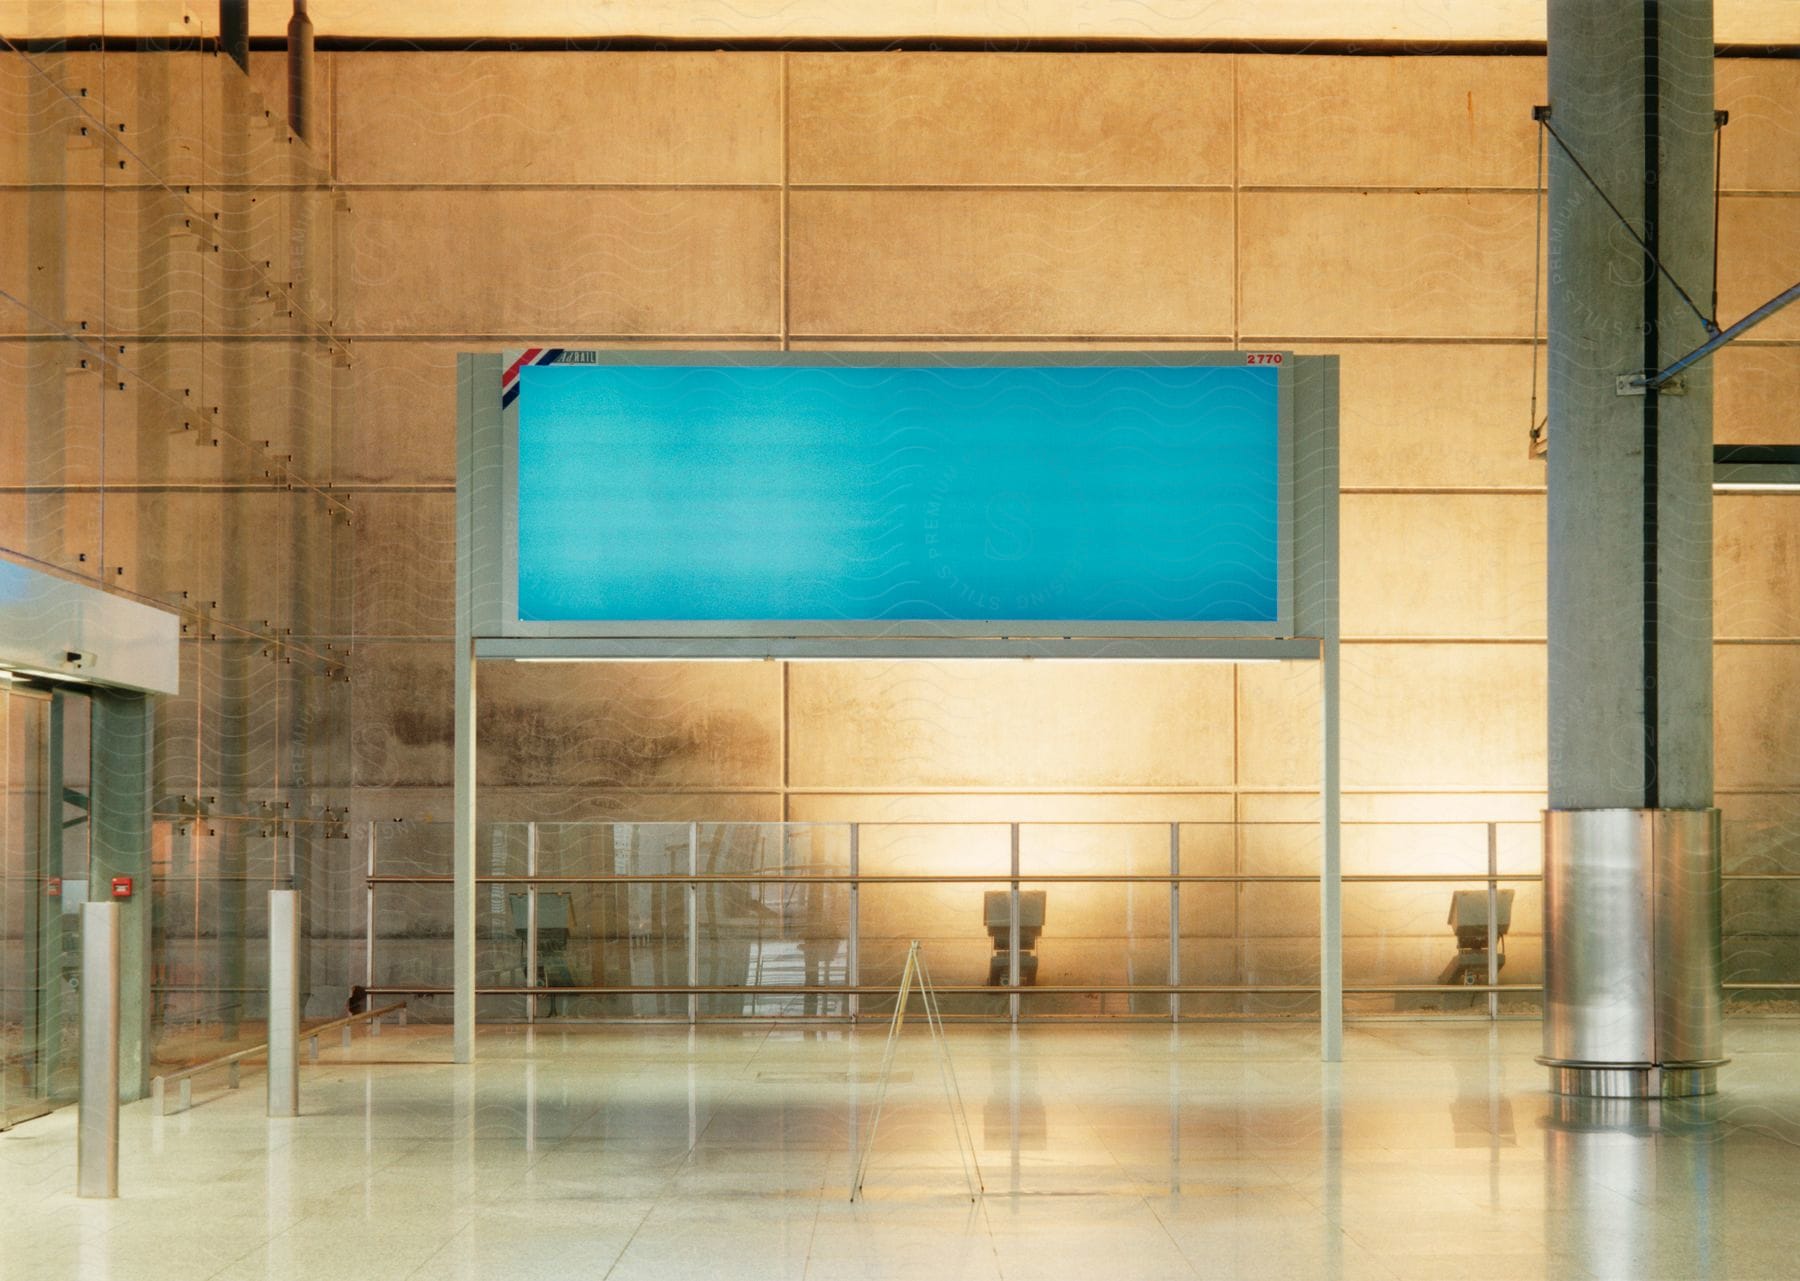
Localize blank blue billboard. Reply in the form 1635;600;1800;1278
514;363;1281;624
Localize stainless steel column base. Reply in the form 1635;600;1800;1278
1539;1060;1720;1099
1541;809;1726;1101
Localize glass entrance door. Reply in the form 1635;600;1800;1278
1;680;89;1129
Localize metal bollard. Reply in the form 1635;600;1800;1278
268;890;299;1117
78;902;120;1198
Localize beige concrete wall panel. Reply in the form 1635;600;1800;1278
1716;642;1800;790
1717;60;1800;193
480;659;781;792
190;637;287;798
0;489;100;579
24;1;1800;44
0;342;105;486
245;46;333;179
786;794;1236;824
352;491;455;639
336;342;460;484
1722;877;1800;944
1314;342;1545;490
1234;659;1321;790
1340;821;1497;877
787;53;1231;187
1719;793;1800;876
1018;821;1185;879
91;48;216;188
786;660;1236;790
335;52;780;186
1342;881;1542;947
1718;195;1800;341
1232;942;1321;988
1237;819;1318;877
1715;343;1800;444
353;786;780;826
98;359;266;486
0;50;107;188
95;341;213;486
853;822;1013;877
1237;56;1543;190
152;339;331;482
1175;885;1238;944
1340;493;1546;638
1238;192;1538;339
1235;792;1318;823
1174;819;1237;876
102;488;294;623
788;190;1234;337
341;189;780;336
351;642;454;789
0;188;102;334
785;339;1237;353
352;643;782;791
1232;881;1319;942
1716;495;1800;638
1338;792;1546;825
1340;643;1546;790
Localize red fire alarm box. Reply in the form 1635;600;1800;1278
111;876;133;899
46;877;62;898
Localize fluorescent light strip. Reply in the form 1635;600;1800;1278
508;655;1282;664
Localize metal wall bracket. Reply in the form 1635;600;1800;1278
1617;374;1685;397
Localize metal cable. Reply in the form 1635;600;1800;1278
1540;115;1719;335
1529;119;1547;456
1712;113;1726;323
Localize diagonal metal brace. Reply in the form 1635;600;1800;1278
1630;280;1800;391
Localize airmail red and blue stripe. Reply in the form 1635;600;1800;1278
500;348;564;408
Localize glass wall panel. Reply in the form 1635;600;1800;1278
696;823;851;1017
1015;823;1171;1019
1179;822;1317;1019
0;687;54;1126
1341;879;1543;1016
535;822;687;1018
858;823;1011;1018
150;814;288;1068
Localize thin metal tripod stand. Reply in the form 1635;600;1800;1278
850;940;985;1203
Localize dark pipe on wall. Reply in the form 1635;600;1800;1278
219;0;248;72
287;0;314;143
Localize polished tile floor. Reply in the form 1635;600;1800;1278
3;1019;1799;1279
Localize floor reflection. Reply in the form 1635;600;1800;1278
3;1021;1798;1279
1543;1093;1727;1281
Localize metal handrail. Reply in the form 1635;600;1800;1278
301;1000;410;1063
364;872;1547;885
150;1000;406;1116
355;982;1531;996
362;816;1800;1026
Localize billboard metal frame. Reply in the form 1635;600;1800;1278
452;350;1340;1062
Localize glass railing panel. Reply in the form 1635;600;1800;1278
1013;874;1170;1019
697;872;849;1017
1340;876;1543;1016
532;822;690;1019
149;814;288;1067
